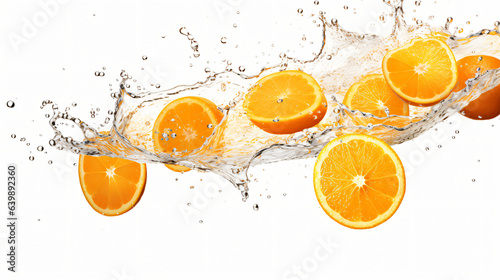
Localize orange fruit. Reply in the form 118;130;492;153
152;96;224;156
454;55;500;120
78;155;147;216
243;70;327;134
165;164;191;173
343;74;409;118
313;134;405;229
382;37;458;106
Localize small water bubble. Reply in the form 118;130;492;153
302;36;307;41
155;84;161;88
253;204;259;211
220;37;227;44
238;66;245;72
179;27;188;36
48;160;53;165
29;156;34;161
343;5;348;10
267;195;271;199
414;0;421;6
416;19;423;25
6;100;15;108
297;8;303;14
452;136;456;139
142;55;148;60
37;145;44;152
314;0;319;5
472;178;476;182
425;147;430;151
273;117;280;122
455;130;459;134
326;54;332;60
233;23;238;28
26;143;30;146
20;137;26;142
379;15;385;22
277;98;283;103
447;17;453;23
171;133;177;138
438;145;442;148
331;18;338;25
171;118;175;122
49;139;56;146
495;21;500;29
207;124;213;128
283;193;287;196
204;67;211;73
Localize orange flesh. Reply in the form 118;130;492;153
79;155;146;216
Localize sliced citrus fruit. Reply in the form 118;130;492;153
343;74;409;118
243;70;327;134
165;164;191;173
382;37;458;106
78;155;147;216
454;55;500;120
152;96;224;156
314;134;405;229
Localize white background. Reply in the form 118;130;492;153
1;0;500;279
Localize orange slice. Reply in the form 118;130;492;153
78;155;147;216
243;70;327;134
382;37;458;106
313;134;405;229
153;96;224;156
454;55;500;120
343;74;409;119
165;164;191;173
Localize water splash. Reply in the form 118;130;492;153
48;2;500;200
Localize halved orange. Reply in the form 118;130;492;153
152;96;224;156
454;55;500;120
382;37;458;106
343;74;409;118
78;155;147;216
314;134;405;229
243;70;327;134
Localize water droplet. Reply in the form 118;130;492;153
207;124;213;128
155;84;161;88
302;36;307;41
379;15;385;22
495;21;500;29
447;17;453;23
343;5;348;10
273;117;280;122
455;130;459;134
314;0;319;5
49;139;56;146
171;118;175;122
238;66;245;72
452;136;456;139
37;145;44;152
415;0;421;6
472;178;476;182
220;37;227;44
11;134;16;139
438;145;442;148
283;193;287;196
72;102;77;107
233;23;237;28
29;156;34;161
6;100;15;108
179;27;188;36
199;220;203;224
48;160;53;165
277;98;283;103
20;137;26;142
267;195;271;199
297;8;303;14
416;19;423;25
171;133;177;138
253;204;259;211
142;55;148;60
425;147;430;151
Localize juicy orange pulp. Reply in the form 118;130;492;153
454;55;500;120
243;70;328;134
152;96;224;157
79;155;147;216
314;134;405;229
382;37;458;106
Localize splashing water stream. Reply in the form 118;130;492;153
47;1;500;200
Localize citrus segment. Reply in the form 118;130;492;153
382;37;458;106
78;155;147;216
152;96;224;156
454;55;500;120
343;74;409;118
313;134;405;229
243;70;327;134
